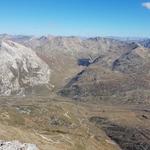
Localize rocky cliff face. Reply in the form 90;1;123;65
0;40;50;96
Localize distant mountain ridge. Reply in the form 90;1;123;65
0;34;150;103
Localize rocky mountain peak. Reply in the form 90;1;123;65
0;40;50;96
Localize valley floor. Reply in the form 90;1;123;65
0;95;150;150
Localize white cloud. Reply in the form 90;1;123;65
142;2;150;9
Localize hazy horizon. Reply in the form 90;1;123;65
1;33;150;39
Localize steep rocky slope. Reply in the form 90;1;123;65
0;40;50;96
112;46;150;74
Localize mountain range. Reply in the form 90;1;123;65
0;34;150;103
0;34;150;150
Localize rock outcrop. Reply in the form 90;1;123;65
0;140;39;150
0;40;50;96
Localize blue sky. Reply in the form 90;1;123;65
0;0;150;37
